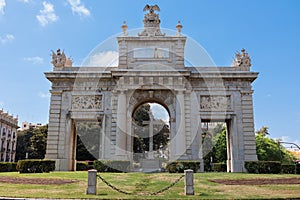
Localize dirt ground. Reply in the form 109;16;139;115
0;176;78;185
210;178;300;185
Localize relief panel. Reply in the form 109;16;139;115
72;95;102;110
200;95;231;111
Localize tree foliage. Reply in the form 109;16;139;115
255;127;296;164
202;123;227;171
16;125;48;160
202;125;297;171
75;122;100;161
132;103;169;159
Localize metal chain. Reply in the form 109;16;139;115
97;174;185;196
150;174;185;195
97;174;131;195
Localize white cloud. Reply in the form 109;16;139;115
0;34;14;44
87;51;118;66
0;0;5;15
67;0;90;17
18;0;31;3
36;1;58;26
24;56;44;64
38;92;50;98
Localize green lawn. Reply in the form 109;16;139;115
0;172;299;199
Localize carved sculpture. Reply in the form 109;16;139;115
51;49;72;68
232;48;251;68
200;96;231;110
139;4;165;36
72;95;102;110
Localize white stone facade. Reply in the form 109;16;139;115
21;121;43;130
45;5;258;172
0;110;18;162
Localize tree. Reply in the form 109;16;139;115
256;126;269;137
75;122;100;161
213;128;227;163
132;103;169;160
16;125;48;160
202;123;227;171
255;126;296;163
30;125;48;159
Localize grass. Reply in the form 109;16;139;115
0;172;299;199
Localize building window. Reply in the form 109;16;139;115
2;128;5;136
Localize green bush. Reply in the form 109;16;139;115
0;162;17;172
281;164;296;174
76;161;89;171
16;160;55;173
245;161;259;173
166;161;200;173
213;163;227;172
245;161;281;174
259;161;281;174
94;160;130;172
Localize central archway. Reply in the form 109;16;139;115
132;102;170;169
127;90;176;172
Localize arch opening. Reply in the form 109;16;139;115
131;102;170;171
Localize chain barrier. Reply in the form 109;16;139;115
150;174;185;195
97;174;131;195
96;174;185;196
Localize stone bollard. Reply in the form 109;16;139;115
86;169;97;195
184;169;194;195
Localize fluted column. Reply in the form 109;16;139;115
116;90;127;156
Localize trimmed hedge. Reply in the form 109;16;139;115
16;159;55;173
76;161;89;171
0;162;17;172
296;164;300;174
281;164;296;174
166;161;200;173
213;163;227;172
245;161;281;174
94;160;130;172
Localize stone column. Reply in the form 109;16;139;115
184;169;194;195
86;169;97;195
175;90;186;156
116;90;127;157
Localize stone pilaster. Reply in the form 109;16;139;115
241;91;258;161
175;90;186;157
45;90;62;161
184;90;192;157
115;90;127;158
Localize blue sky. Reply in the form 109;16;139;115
0;1;300;144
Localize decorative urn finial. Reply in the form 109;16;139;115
121;21;128;36
176;20;183;36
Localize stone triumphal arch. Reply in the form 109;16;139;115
45;5;258;172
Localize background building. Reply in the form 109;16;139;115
21;121;42;130
0;110;18;162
